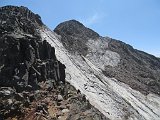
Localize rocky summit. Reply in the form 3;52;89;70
0;5;160;120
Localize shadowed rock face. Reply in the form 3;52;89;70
0;6;63;91
55;20;160;95
0;35;60;91
0;6;107;120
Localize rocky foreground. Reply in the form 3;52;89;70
0;82;107;120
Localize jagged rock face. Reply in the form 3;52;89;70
0;35;62;92
0;5;66;92
54;20;160;96
54;20;99;55
0;6;62;93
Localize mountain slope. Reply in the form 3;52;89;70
53;20;160;119
41;26;160;120
54;20;160;95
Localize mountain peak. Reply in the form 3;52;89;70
0;5;43;35
63;19;84;26
54;19;99;55
54;19;99;39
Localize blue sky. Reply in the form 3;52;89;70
0;0;160;57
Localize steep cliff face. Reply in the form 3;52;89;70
0;6;107;120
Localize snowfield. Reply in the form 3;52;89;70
40;27;160;120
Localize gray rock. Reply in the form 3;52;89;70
62;108;69;113
57;94;63;101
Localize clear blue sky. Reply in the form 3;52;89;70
1;0;160;57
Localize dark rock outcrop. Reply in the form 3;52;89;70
54;20;99;55
0;5;42;36
0;5;66;92
0;5;66;119
0;34;65;92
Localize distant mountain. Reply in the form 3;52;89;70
0;5;160;120
54;20;160;120
55;20;160;96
